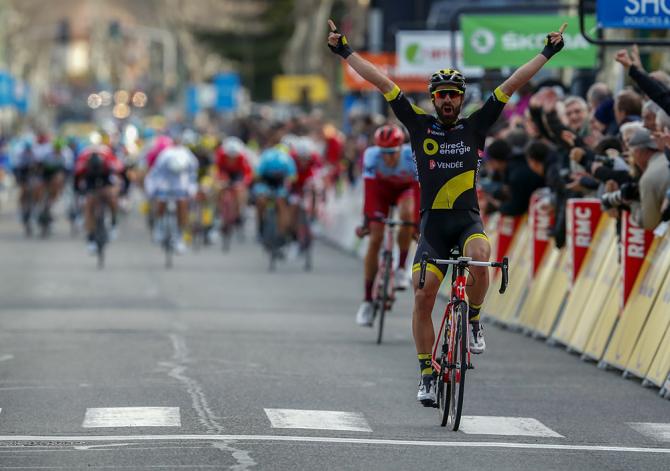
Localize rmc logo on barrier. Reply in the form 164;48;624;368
566;199;602;284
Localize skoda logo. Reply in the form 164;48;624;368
471;28;495;54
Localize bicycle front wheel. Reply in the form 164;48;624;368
447;301;468;431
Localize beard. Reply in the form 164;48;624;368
434;101;462;125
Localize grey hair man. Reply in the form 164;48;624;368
627;127;670;229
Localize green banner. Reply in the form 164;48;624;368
462;15;597;68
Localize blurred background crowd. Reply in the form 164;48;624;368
0;0;669;253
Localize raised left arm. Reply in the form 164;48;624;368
499;23;567;98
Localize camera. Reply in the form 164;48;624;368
593;154;615;168
600;190;624;210
600;182;639;210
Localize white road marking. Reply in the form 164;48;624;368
82;407;181;428
628;423;670;442
0;354;14;362
459;416;564;438
264;409;372;432
0;435;667;454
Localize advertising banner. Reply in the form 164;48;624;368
461;15;597;68
566;199;603;285
621;210;655;307
495;215;523;263
213;73;240;112
272;75;329;104
395;31;484;78
529;190;554;277
597;0;670;29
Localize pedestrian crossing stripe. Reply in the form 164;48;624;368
82;407;181;428
628;423;670;442
459;416;564;438
264;408;372;432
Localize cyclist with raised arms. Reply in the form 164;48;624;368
328;19;566;406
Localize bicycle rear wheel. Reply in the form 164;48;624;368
447;301;468;431
220;191;235;252
297;208;312;271
376;253;393;345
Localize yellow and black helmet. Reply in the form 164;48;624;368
428;68;466;94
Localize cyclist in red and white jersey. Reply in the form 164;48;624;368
355;124;419;326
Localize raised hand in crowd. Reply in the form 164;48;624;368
615;45;643;71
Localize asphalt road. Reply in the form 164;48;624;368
0;196;669;470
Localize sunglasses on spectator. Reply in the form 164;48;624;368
432;89;463;99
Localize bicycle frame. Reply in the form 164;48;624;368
371;213;397;303
431;265;470;378
418;254;509;377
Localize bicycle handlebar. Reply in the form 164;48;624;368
418;252;509;294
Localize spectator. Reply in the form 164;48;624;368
616;46;670;116
526;140;570;245
627;127;670;230
586;82;612;111
482;138;545;216
564;96;590;136
593;97;617;136
614;90;643;129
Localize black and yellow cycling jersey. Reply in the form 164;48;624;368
384;85;509;213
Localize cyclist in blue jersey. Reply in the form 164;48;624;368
253;147;297;242
328;19;566;406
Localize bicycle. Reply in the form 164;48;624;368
367;207;416;344
418;251;508;430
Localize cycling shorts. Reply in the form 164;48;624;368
13;167;32;185
42;165;66;182
82;174;114;192
411;209;488;283
253;175;288;199
364;179;419;222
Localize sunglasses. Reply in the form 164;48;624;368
432;89;463;99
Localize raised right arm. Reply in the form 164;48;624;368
327;19;396;95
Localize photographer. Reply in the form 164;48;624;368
622;128;670;230
482;137;545;216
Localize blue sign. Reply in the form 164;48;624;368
0;72;13;107
185;84;199;116
597;0;670;29
213;73;240;112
